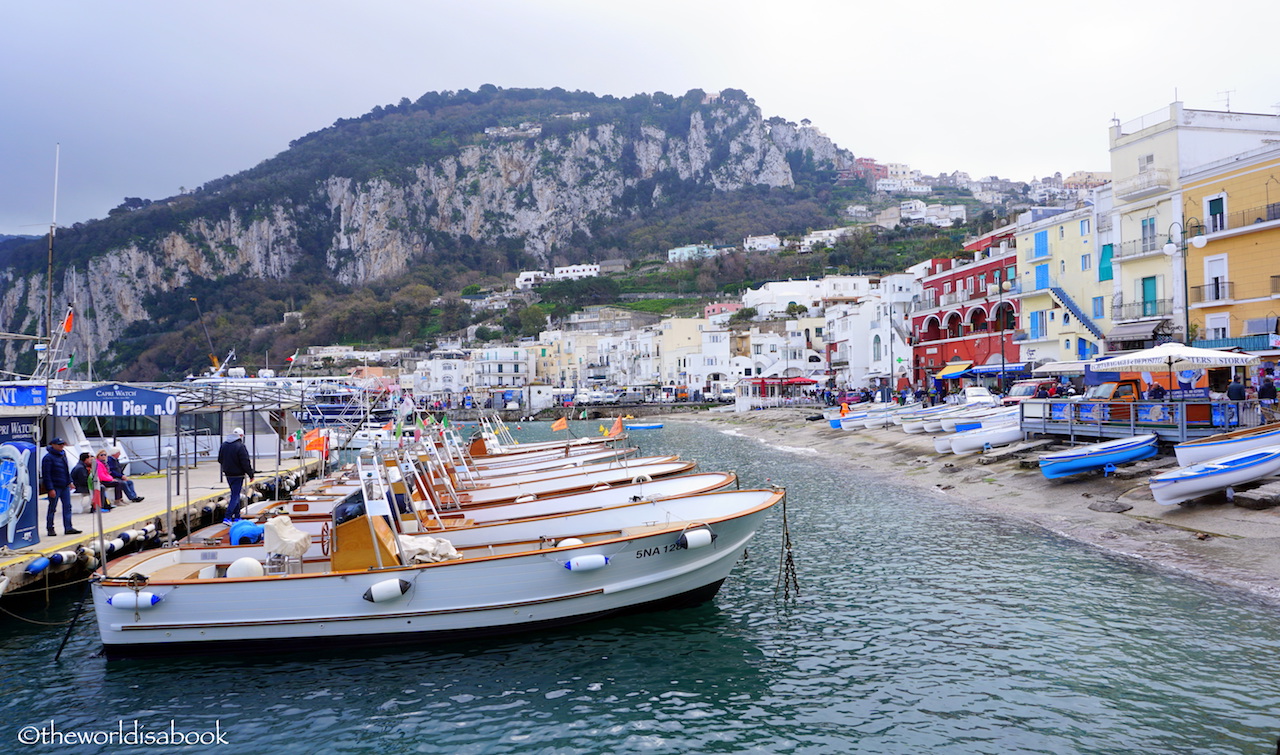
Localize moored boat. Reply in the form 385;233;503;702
1038;434;1159;480
91;487;783;656
1149;445;1280;505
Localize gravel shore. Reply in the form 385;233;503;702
672;407;1280;607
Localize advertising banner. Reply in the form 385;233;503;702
0;416;40;549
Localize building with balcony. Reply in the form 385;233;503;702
1107;101;1280;346
910;243;1020;388
1014;202;1110;365
1180;145;1280;363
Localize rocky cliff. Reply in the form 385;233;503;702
0;88;852;375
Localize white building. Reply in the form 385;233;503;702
515;270;547;290
472;346;535;390
743;234;782;252
552;264;600;281
667;244;720;262
743;276;876;318
800;227;853;252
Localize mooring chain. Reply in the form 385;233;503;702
774;489;799;601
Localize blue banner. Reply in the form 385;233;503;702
52;383;178;417
0;417;40;549
0;384;47;407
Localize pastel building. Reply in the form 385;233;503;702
1180;146;1280;365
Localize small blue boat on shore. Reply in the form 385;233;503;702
624;423;664;430
1039;434;1159;480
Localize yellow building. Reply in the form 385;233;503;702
1180;147;1280;367
1014;203;1110;365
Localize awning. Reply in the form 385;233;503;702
935;361;973;379
970;362;1027;374
1032;359;1095;375
1106;319;1166;342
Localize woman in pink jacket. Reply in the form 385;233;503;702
94;449;121;509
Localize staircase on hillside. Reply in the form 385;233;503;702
1048;287;1106;342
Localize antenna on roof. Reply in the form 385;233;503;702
1218;89;1236;112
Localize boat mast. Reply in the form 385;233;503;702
46;144;59;347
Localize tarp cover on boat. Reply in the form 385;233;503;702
400;535;462;563
264;515;310;559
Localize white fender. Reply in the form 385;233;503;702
565;554;609;571
363;578;412;603
555;538;584;548
106;537;125;555
107;591;162;610
515;493;537;503
631;474;652;484
677;528;716;550
225;557;265;579
49;550;80;566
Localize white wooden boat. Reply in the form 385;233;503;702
446;460;697;506
900;405;954;434
939;407;1018;433
1173;422;1280;467
623;423;663;430
1149;445;1280;505
91;488;783;656
949;422;1023;454
455;448;651;480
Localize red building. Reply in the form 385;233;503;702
911;241;1022;390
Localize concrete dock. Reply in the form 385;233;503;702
0;455;322;599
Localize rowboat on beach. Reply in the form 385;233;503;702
948;421;1023;455
1038;434;1159;480
1172;422;1280;467
1149;445;1280;505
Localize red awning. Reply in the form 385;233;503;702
749;377;817;386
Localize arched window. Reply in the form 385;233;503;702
873;335;882;361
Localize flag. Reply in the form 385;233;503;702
382;421;394;431
285;349;299;363
579;409;588;419
441;416;450;428
551;417;568;432
57;353;75;373
304;428;327;456
62;308;74;333
608;416;623;437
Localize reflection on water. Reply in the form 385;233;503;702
3;420;1280;753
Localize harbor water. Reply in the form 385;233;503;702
3;420;1280;753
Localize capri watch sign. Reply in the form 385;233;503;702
52;384;178;417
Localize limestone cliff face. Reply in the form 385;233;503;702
0;96;851;372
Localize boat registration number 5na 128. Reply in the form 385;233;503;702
635;544;682;559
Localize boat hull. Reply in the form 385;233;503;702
1150;446;1280;505
1039;435;1159;480
92;496;775;655
1173;423;1280;467
949;423;1023;454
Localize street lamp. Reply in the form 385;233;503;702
1163;219;1207;344
994;270;1012;394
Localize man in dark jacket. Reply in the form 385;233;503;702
41;438;81;537
217;428;255;520
1260;377;1277;404
1227;377;1247;401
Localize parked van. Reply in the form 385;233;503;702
1001;379;1059;406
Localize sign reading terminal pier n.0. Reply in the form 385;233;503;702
52;384;178;417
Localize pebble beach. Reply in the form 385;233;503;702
675;407;1280;606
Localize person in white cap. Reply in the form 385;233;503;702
216;427;255;520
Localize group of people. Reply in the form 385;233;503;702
40;439;145;538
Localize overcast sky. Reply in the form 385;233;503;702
2;0;1277;236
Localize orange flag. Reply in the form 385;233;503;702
62;308;74;333
551;417;568;432
608;416;623;437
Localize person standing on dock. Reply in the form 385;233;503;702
1227;376;1247;401
40;438;81;537
218;428;255;521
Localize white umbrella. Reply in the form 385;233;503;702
1097;342;1260;396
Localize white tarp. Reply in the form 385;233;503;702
400;534;463;563
263;515;311;559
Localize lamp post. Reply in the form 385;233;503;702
994;270;1012;394
1163;219;1206;345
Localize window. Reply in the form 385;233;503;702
1099;244;1114;282
873;335;882;361
1092;296;1105;319
1081;254;1092;271
1080;219;1091;235
1141;217;1158;252
1033;230;1049;258
1138;153;1154;172
1207;195;1227;233
1059;226;1065;239
1030;311;1047;340
1205;314;1229;340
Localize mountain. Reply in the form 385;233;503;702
0;86;854;379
